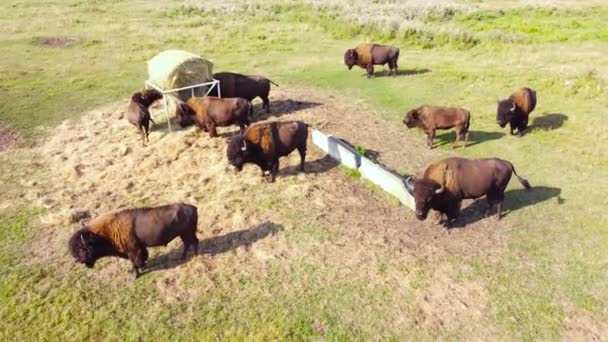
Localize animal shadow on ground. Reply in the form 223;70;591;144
526;113;568;134
435;131;505;148
253;100;322;120
450;186;563;228
281;154;340;177
145;222;284;273
373;68;431;77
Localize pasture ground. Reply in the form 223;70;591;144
1;0;607;340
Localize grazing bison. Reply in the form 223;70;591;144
403;105;471;149
68;203;198;279
227;120;308;182
175;96;252;137
210;72;278;113
344;43;400;77
126;89;163;145
405;157;531;226
497;87;537;136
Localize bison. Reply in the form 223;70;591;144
405;157;531;226
344;43;400;77
126;89;163;145
497;87;537;136
68;203;198;280
175;96;252;137
210;72;278;113
403;105;471;149
226;120;308;182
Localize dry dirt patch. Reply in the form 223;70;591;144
32;36;81;48
0;124;19;151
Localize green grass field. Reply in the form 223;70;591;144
1;0;607;340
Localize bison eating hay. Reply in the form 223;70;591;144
69;203;199;280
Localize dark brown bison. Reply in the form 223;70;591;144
497;87;537;136
68;203;198;279
226;120;308;182
344;43;400;77
403;105;471;149
175;96;252;137
126;89;163;145
210;72;278;113
405;157;531;226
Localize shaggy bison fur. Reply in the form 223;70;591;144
175;96;252;137
126;89;163;145
210;72;278;113
403;105;471;149
344;43;400;77
226;120;308;182
497;87;537;136
68;203;198;279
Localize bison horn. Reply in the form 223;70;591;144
434;184;445;194
510;102;516;111
80;233;86;245
405;177;415;192
241;140;247;151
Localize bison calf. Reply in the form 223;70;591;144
405;157;531;227
344;43;400;77
68;203;198;279
126;89;162;145
227;120;308;183
175;96;252;137
497;87;537;136
211;72;278;113
403;105;470;149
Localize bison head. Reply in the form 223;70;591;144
405;177;444;220
68;228;110;268
174;103;195;127
227;135;249;172
402;109;420;128
496;99;517;128
344;49;358;70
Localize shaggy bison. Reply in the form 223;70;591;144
405;157;531;226
126;89;163;145
210;72;278;113
403;105;470;149
227;120;308;182
68;203;198;279
175;96;252;137
497;87;537;136
344;43;400;77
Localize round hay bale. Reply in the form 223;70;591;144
147;50;214;101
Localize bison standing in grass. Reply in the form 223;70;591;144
68;203;198;280
126;89;163;145
405;157;531;227
403;105;471;149
497;87;537;136
227;120;308;183
344;43;400;77
175;96;252;137
211;72;278;114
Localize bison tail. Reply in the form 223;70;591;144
269;79;279;87
511;164;531;189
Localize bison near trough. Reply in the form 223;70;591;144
210;72;278;113
497;87;537;136
403;105;470;149
68;203;198;279
227;120;308;183
405;157;531;226
126;89;163;145
344;43;400;77
175;96;252;137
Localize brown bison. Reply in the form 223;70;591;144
344;43;400;77
405;157;531;226
68;203;198;279
126;89;163;145
497;87;537;136
210;72;278;113
226;120;308;182
403;105;471;149
175;96;252;137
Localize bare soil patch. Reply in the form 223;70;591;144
0;124;19;151
33;36;81;48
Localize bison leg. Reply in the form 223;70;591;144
267;160;279;183
262;97;270;113
463;131;469;148
427;130;435;149
297;145;306;172
128;247;147;280
180;233;199;260
208;123;218;138
366;64;374;78
496;201;503;220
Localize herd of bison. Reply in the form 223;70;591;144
70;43;538;279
